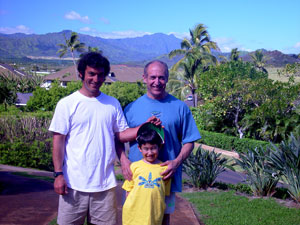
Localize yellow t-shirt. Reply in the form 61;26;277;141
122;160;171;225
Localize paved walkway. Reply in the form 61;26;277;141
0;164;200;225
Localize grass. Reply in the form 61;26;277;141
181;190;300;225
266;67;300;83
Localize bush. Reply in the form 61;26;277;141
101;81;146;108
234;147;278;197
197;129;271;153
0;140;53;171
183;146;231;189
268;134;300;203
0;112;53;171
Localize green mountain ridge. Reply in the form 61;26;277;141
0;30;299;66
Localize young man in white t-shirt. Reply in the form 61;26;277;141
49;52;159;225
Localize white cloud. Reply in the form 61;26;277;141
79;28;152;39
281;42;300;54
100;17;110;25
64;11;90;23
167;32;189;39
213;37;252;52
294;42;300;48
0;25;33;34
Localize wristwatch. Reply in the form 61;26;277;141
53;171;64;178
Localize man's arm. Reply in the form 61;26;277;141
116;116;162;143
160;142;194;180
115;137;132;180
52;132;68;195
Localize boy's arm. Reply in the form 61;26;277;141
164;179;171;196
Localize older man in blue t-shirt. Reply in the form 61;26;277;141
121;60;201;225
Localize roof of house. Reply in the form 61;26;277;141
16;92;33;106
43;65;144;83
0;63;30;78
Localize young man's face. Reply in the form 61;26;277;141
143;62;168;100
139;143;160;164
80;66;106;97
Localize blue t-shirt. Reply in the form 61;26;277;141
124;94;201;192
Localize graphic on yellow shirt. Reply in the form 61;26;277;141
138;172;161;188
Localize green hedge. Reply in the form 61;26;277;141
0;111;53;171
0;140;53;171
198;130;272;153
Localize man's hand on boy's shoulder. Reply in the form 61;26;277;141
160;159;180;180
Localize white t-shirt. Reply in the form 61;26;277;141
49;91;128;192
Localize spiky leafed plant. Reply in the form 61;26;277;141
183;146;231;189
234;147;278;197
267;134;300;203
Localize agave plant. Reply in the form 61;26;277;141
267;134;300;203
234;147;278;197
183;146;231;189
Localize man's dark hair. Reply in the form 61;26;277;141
144;60;169;78
137;129;163;148
77;52;110;80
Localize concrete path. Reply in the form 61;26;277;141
0;164;200;225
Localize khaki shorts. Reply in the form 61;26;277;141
57;187;117;225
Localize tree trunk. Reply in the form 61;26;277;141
71;51;79;80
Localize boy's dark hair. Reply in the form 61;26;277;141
137;129;163;148
77;52;110;80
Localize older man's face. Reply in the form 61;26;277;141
143;62;168;100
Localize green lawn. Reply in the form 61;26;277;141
181;190;300;225
266;67;300;83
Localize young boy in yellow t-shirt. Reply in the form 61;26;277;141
122;122;171;225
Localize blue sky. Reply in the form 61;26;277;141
0;0;299;54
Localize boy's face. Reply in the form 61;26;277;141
139;143;159;163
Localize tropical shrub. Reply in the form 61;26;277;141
101;81;146;108
234;147;278;197
267;134;300;203
0;140;53;171
0;112;53;170
196;61;300;142
0;113;52;143
183;146;231;189
26;80;82;111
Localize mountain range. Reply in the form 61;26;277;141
0;30;299;66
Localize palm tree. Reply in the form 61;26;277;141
87;46;102;54
80;46;103;58
230;48;240;61
168;23;219;106
251;50;268;74
57;31;86;78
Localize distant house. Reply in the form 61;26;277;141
15;92;33;106
0;63;30;78
42;65;144;89
0;64;33;106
